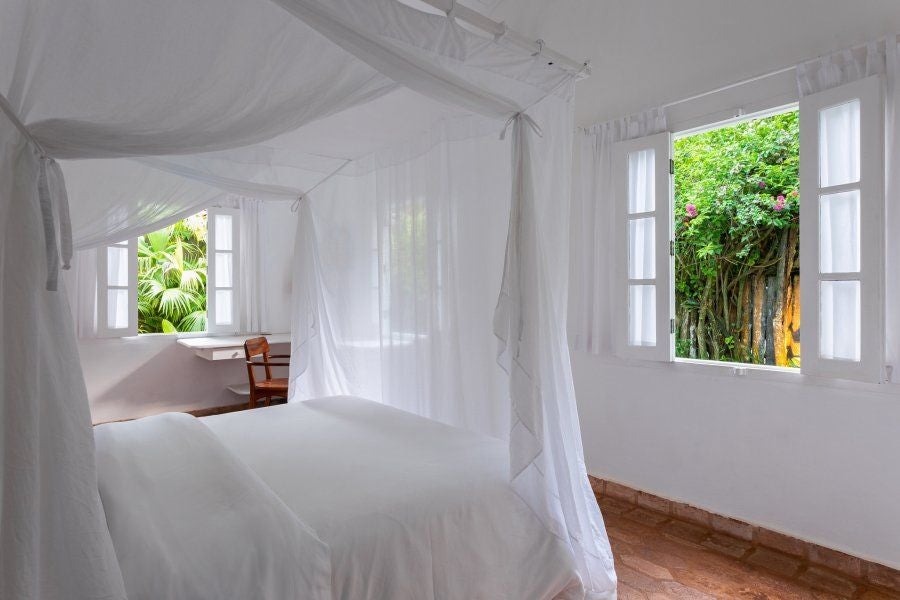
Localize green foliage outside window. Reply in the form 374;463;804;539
674;110;800;366
137;211;208;333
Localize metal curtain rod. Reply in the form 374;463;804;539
419;0;590;76
660;65;796;110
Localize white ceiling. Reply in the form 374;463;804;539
485;0;900;127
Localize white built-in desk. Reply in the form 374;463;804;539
176;333;290;361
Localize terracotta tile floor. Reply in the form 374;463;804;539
599;496;900;600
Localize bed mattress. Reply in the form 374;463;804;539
201;396;582;600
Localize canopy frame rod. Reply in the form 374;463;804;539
420;0;590;76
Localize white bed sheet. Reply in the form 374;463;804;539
202;396;583;600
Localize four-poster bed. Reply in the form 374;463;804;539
0;0;616;598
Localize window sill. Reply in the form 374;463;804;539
673;357;799;375
573;349;900;398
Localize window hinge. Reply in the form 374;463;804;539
670;318;676;334
669;158;674;175
669;240;675;256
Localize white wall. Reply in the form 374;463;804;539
83;200;296;424
574;354;900;568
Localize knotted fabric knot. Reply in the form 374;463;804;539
493;21;508;42
499;112;543;141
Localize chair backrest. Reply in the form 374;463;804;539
244;336;272;384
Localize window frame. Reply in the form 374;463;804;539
798;75;885;382
93;207;243;338
612;131;674;362
206;206;242;334
611;77;886;383
97;239;138;337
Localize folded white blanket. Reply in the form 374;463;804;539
94;412;332;600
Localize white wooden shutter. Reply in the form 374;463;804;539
207;207;241;333
612;132;673;361
97;239;137;337
799;75;884;381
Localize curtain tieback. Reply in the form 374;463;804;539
445;0;457;19
35;156;73;291
500;112;543;140
0;92;72;291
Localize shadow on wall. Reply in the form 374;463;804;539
80;336;290;423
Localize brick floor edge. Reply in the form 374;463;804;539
589;475;900;595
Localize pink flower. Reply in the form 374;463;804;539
757;181;766;189
773;196;786;212
791;190;799;197
685;203;698;218
777;195;785;202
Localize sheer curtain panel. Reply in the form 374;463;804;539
288;94;616;598
0;119;127;600
571;108;667;355
291;117;511;437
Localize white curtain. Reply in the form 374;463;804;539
289;98;617;597
291;115;511;437
494;96;617;596
796;36;900;372
233;197;267;333
0;0;395;160
64;247;99;338
62;159;227;251
0;119;127;600
571;108;667;354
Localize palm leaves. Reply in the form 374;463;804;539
137;212;209;333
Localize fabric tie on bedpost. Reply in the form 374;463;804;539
0;92;72;290
36;156;73;291
37;156;61;291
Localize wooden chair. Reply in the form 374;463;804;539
244;336;290;409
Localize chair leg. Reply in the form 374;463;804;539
264;395;271;407
248;390;257;410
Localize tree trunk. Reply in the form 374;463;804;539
689;317;697;359
697;276;714;360
707;309;722;361
787;273;801;364
678;305;690;356
720;271;730;334
739;280;751;361
783;226;798;295
773;229;789;366
764;275;777;365
751;272;765;363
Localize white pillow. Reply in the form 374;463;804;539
95;412;331;600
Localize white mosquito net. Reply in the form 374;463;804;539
0;0;616;598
